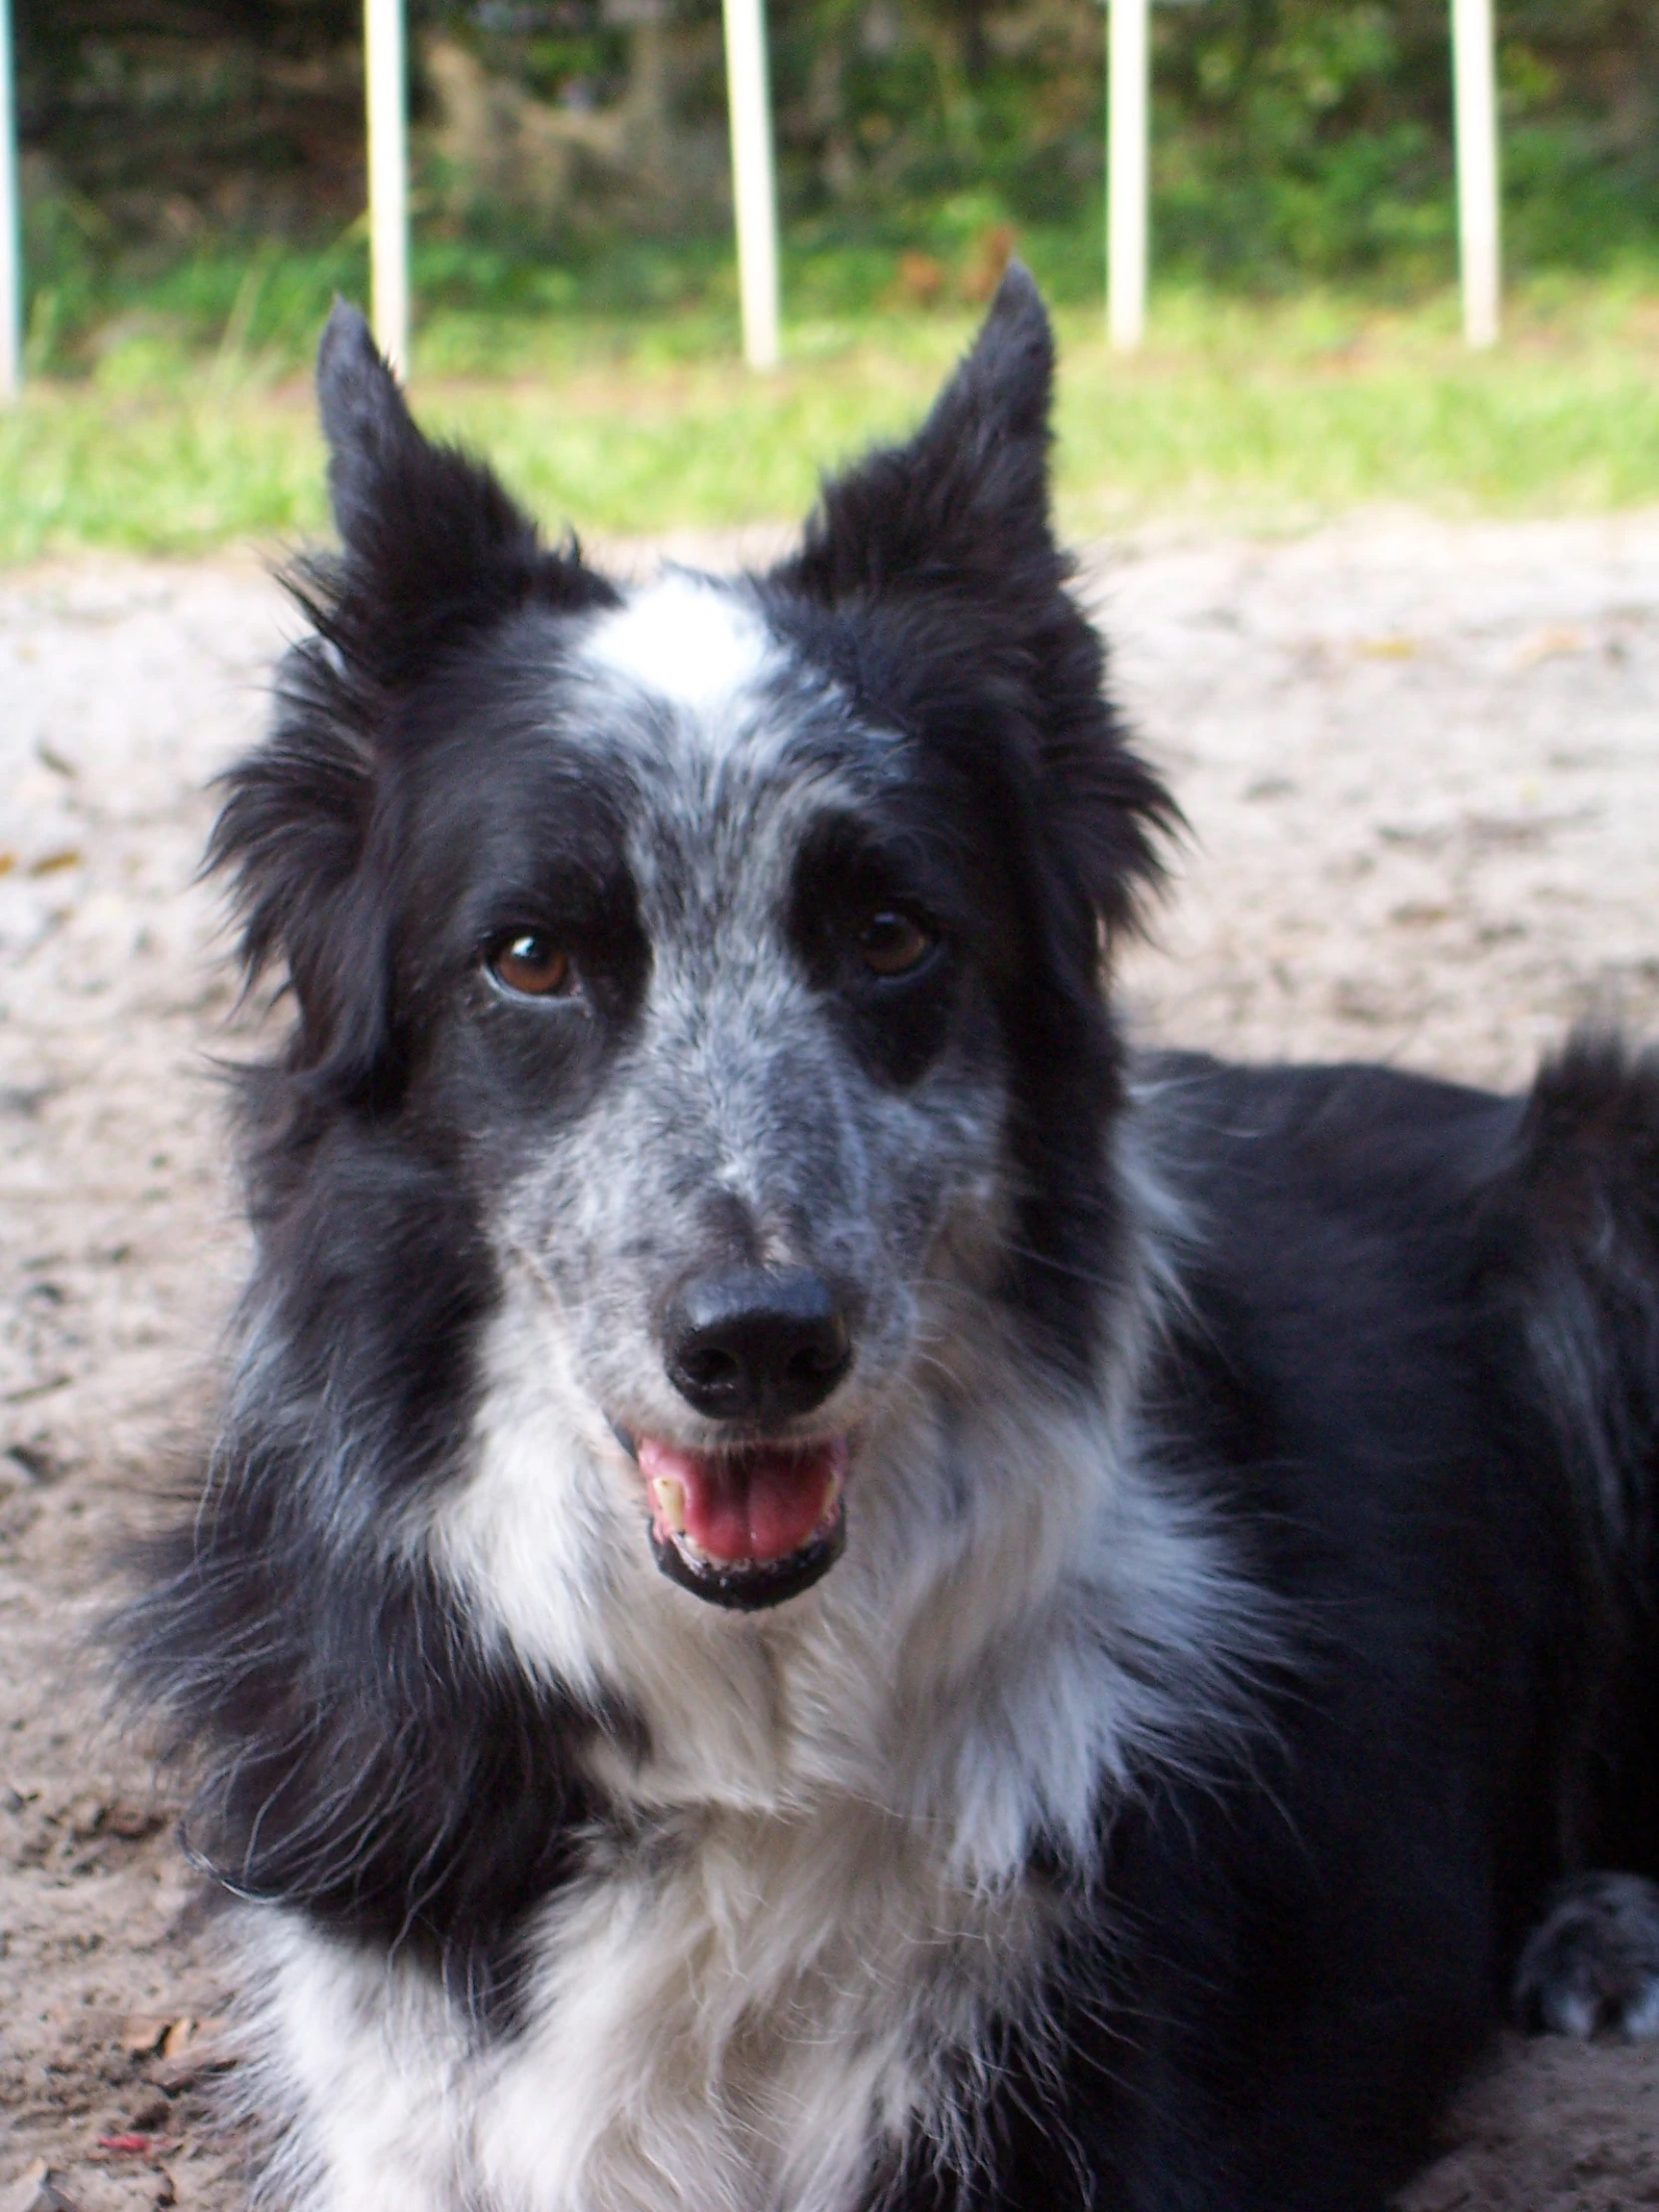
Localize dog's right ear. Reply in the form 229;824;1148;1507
309;300;613;692
315;298;421;554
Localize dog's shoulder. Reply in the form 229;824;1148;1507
1126;1030;1659;1715
1123;1037;1640;1629
1131;1046;1525;1423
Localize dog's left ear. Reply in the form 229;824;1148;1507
777;265;1173;937
781;262;1056;607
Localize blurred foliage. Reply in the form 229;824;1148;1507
1149;0;1658;284
10;0;1659;370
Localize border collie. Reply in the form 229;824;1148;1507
126;270;1659;2212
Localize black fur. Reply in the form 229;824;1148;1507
120;282;1659;2209
768;265;1176;1375
126;1128;639;2029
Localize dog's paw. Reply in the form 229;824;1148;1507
1515;1872;1659;2039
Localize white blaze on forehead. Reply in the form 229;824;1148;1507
581;572;775;726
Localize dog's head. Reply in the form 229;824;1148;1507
217;271;1172;1626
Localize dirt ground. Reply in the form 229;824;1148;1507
4;511;1659;2209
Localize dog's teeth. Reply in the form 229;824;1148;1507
653;1475;688;1534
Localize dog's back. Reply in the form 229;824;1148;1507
956;1038;1659;2207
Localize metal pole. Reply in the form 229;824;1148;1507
364;0;409;375
1107;0;1149;352
1450;0;1500;347
721;0;781;370
0;0;21;401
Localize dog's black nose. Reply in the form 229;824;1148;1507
665;1268;851;1423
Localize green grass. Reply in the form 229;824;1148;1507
5;279;1659;565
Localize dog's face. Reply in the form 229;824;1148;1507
218;272;1170;1622
396;572;1030;1610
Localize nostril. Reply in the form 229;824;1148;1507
682;1346;742;1390
787;1331;847;1384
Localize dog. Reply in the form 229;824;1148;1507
124;269;1659;2211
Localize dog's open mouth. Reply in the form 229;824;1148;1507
636;1435;849;1610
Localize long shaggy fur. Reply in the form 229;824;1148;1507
123;271;1659;2212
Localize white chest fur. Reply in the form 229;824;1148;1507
247;1793;1048;2212
250;1237;1269;2210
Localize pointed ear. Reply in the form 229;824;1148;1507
310;298;540;687
206;307;619;1106
315;298;432;554
306;299;614;694
781;262;1057;604
771;267;1174;940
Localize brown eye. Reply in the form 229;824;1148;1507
856;909;934;978
489;933;575;998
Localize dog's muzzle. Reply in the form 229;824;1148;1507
627;1265;852;1609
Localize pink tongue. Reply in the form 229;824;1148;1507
640;1436;847;1565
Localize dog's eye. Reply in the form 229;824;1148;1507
488;932;576;998
856;910;934;979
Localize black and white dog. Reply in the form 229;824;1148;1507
127;271;1659;2211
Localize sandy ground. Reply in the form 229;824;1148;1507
3;513;1659;2209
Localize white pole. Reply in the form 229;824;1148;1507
1107;0;1150;352
721;0;781;371
1450;0;1500;347
0;0;21;402
364;0;410;376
